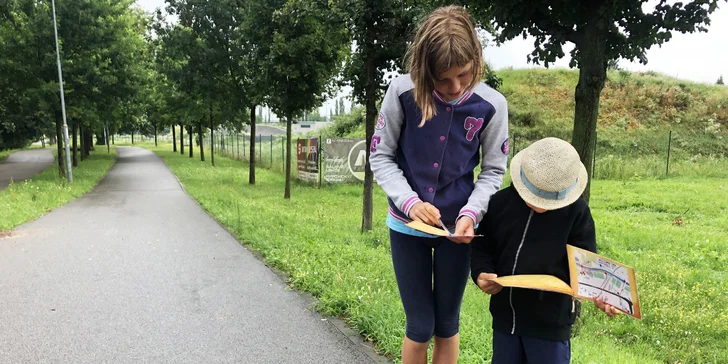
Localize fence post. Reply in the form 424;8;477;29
259;134;262;163
243;134;246;157
270;135;273;167
666;130;672;176
318;135;322;189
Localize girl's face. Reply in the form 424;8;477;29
434;62;473;102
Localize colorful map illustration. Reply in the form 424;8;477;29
570;246;641;318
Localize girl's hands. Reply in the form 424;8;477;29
408;202;441;226
449;216;474;244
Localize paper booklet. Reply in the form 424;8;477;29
405;220;483;238
489;245;642;319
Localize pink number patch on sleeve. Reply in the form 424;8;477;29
376;113;386;130
370;136;381;153
464;117;484;141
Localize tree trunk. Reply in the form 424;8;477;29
131;131;135;145
249;105;256;185
96;132;106;146
172;124;177;152
571;23;607;204
72;120;78;167
198;122;205;162
284;114;292;199
79;125;86;161
209;103;215;167
188;126;193;158
180;124;184;154
85;129;93;155
112;134;114;145
154;125;158;147
55;109;65;177
361;57;376;231
105;122;110;153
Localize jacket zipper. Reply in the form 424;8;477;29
509;209;534;334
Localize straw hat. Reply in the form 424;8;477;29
510;137;588;210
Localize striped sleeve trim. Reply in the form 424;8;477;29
389;207;412;224
458;209;478;224
401;196;422;217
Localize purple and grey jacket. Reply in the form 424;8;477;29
369;74;509;227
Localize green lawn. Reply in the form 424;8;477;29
0;148;22;162
152;144;727;364
0;149;117;230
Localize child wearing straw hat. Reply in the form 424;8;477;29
470;137;619;363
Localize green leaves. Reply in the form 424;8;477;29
464;0;723;68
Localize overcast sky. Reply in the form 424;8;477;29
136;0;727;119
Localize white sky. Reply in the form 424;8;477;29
135;0;727;120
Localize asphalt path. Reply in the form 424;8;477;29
0;146;382;364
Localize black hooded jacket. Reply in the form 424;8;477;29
471;185;597;341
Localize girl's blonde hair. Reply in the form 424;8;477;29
406;6;483;126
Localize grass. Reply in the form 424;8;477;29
0;148;22;162
0;149;117;230
151;143;727;364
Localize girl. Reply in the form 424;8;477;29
369;5;509;364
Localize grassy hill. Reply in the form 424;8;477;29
325;68;728;179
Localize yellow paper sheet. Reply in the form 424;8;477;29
405;220;482;237
405;221;451;236
490;275;574;296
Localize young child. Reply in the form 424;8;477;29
369;5;509;364
470;137;619;364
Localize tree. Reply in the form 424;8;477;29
464;0;723;201
267;0;349;199
338;0;421;231
718;75;724;85
0;0;151;173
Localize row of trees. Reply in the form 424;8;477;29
2;0;723;229
0;0;152;175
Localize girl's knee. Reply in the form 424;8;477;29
434;318;460;338
405;321;435;343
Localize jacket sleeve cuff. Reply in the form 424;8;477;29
458;208;479;225
400;195;422;217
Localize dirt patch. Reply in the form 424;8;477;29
0;230;28;239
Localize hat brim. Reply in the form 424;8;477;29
510;149;589;211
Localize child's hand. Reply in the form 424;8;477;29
408;202;440;225
593;297;620;317
476;273;502;295
449;216;474;244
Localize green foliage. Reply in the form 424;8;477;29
501;68;728;160
266;0;348;120
464;1;722;68
321;106;366;137
0;0;151;151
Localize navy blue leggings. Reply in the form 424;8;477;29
492;330;571;364
389;230;472;343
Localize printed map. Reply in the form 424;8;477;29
573;248;637;316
